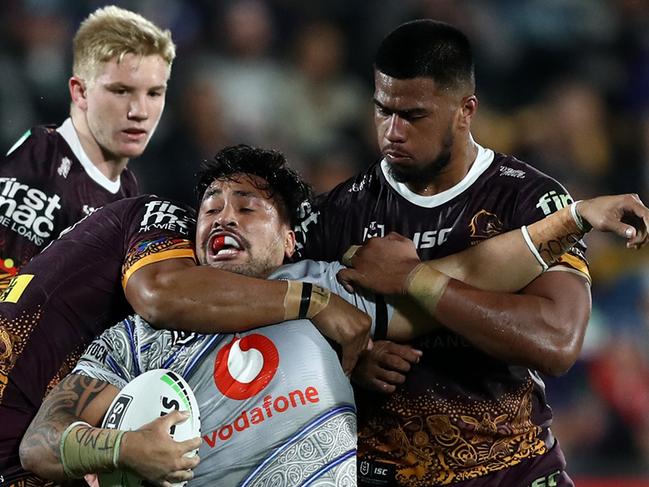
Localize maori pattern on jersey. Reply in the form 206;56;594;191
241;406;356;487
358;381;546;486
74;315;207;386
121;237;194;277
0;308;42;400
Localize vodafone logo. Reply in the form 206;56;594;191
213;334;279;400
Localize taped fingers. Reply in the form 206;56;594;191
342;245;361;267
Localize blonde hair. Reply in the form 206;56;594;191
73;5;176;83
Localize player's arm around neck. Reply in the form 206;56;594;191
125;258;372;373
20;373;199;483
125;258;292;332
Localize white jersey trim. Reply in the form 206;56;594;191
380;140;495;208
57;118;121;194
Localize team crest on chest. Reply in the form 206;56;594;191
469;209;504;242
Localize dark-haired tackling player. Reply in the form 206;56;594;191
20;144;647;486
0;144;373;485
297;19;617;487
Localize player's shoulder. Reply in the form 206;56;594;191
315;160;382;209
488;152;563;188
3;123;65;170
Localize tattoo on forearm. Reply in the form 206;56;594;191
537;233;581;265
20;374;111;469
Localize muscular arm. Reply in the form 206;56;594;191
20;374;199;482
343;195;649;376
126;258;371;375
125;258;290;332
20;374;119;480
434;270;590;376
383;239;590;375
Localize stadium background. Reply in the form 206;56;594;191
1;0;648;484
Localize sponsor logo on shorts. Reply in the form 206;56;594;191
358;459;395;485
0;177;62;246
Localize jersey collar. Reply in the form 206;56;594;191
57;118;122;194
380;138;494;208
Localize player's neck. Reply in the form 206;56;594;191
70;112;129;182
406;138;479;196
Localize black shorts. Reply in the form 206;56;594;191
358;440;573;487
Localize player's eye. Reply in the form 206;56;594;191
375;105;389;116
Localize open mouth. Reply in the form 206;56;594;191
209;234;244;260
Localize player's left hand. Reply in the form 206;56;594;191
577;194;649;249
337;232;421;295
312;292;373;376
352;340;422;394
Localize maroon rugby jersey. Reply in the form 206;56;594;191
297;145;589;486
0;119;138;287
0;195;195;483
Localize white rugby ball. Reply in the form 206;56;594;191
98;369;201;487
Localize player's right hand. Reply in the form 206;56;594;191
312;292;372;376
577;194;649;248
352;340;422;394
337;232;421;295
119;410;201;486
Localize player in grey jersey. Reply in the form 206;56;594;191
20;145;649;485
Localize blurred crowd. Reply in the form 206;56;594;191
1;0;648;479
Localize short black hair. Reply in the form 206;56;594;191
195;144;313;228
374;19;475;91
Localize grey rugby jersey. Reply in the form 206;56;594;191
74;259;392;486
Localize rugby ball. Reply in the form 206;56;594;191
98;369;201;487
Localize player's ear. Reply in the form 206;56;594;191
284;229;296;259
69;76;88;111
457;95;478;130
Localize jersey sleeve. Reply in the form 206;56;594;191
514;176;590;280
296;192;355;262
294;198;329;261
120;197;197;289
72;317;141;389
271;260;394;338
